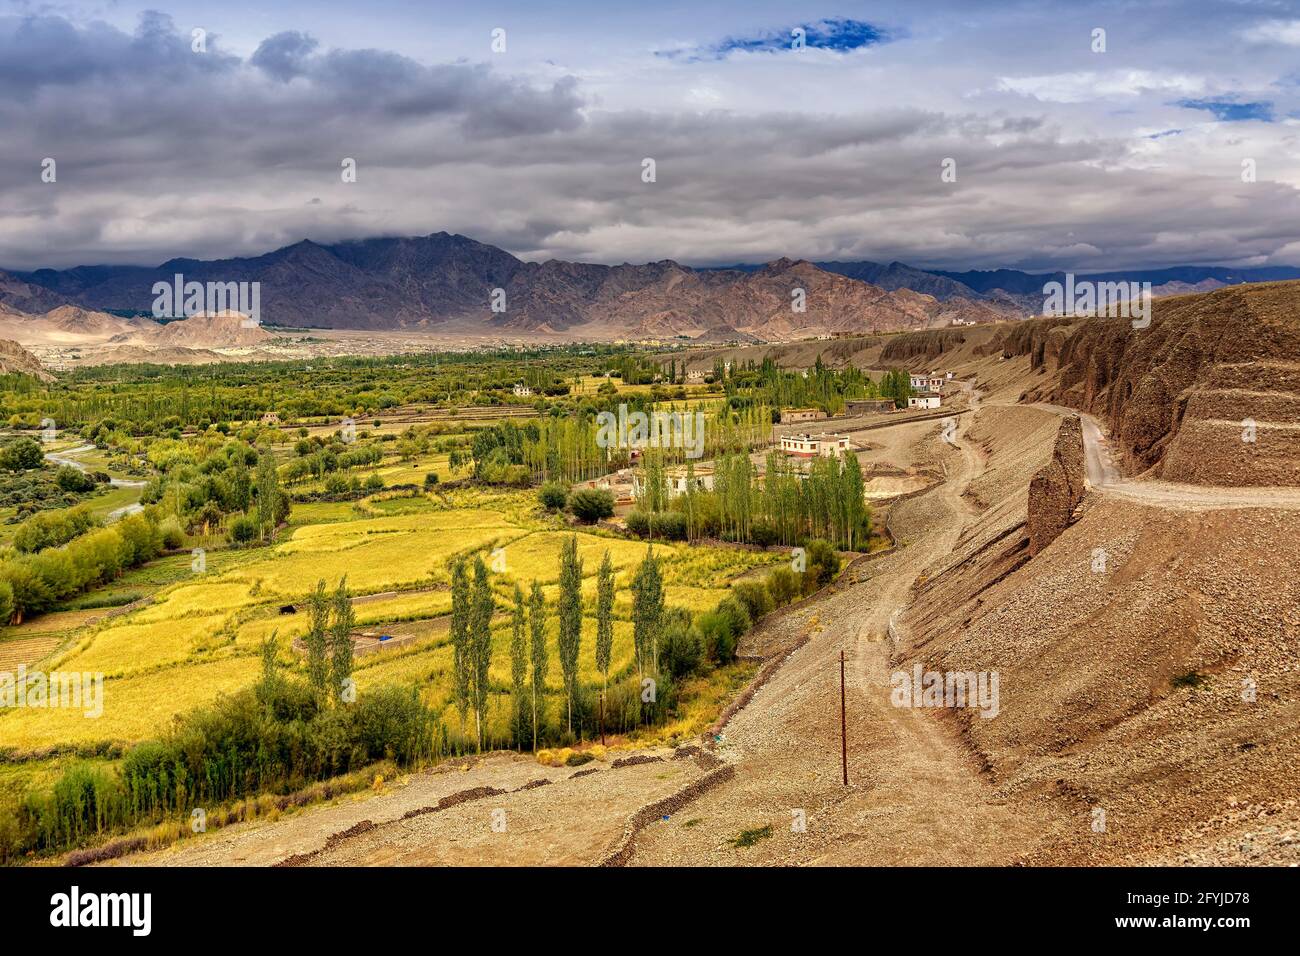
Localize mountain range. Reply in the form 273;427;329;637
3;232;1297;343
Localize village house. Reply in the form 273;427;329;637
779;433;852;458
512;383;533;397
845;399;896;416
782;407;827;423
633;464;716;500
908;392;942;410
259;412;281;426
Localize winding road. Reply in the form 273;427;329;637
1030;403;1300;510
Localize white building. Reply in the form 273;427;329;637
908;393;941;410
632;465;714;500
779;433;852;458
513;383;533;397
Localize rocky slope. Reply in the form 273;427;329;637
0;338;53;381
1026;414;1085;555
1025;281;1300;487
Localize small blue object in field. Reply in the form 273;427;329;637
379;635;393;642
662;815;670;821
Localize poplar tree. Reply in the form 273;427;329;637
595;551;615;695
449;558;471;733
631;546;665;676
328;575;355;703
469;556;494;751
528;580;548;750
556;535;583;735
304;580;330;699
510;583;529;749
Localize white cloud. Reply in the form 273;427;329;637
996;70;1206;103
1240;20;1300;46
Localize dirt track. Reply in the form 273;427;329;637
1033;402;1300;510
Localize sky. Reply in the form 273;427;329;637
2;0;1299;272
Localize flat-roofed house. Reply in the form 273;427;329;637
779;433;852;458
782;408;827;423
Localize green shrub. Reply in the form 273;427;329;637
766;566;800;606
803;539;841;593
158;516;185;550
660;617;704;679
732;580;774;622
625;509;687;540
538;480;569;511
567;487;615;523
228;514;258;543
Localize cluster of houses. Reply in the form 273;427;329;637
906;371;954;410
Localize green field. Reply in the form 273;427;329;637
0;487;781;751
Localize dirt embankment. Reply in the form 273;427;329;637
1028;281;1300;487
878;324;1007;366
1000;317;1078;371
1026;415;1085;555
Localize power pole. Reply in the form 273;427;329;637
840;649;848;786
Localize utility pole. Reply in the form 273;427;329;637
840;649;848;786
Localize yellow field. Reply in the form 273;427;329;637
0;489;781;751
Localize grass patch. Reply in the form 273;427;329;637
1171;670;1207;689
728;824;773;848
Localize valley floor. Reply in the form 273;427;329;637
104;371;1300;867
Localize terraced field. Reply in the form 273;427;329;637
0;489;781;752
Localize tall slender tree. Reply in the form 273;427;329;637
469;557;494;751
528;580;548;751
328;575;355;703
556;535;584;735
631;546;665;676
304;579;330;699
595;551;615;697
449;558;471;735
509;583;529;750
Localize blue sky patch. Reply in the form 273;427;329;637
1174;98;1275;122
660;17;890;61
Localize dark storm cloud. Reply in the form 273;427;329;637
2;5;1300;273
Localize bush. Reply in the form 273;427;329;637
228;514;258;544
732;580;774;622
0;438;43;472
804;539;841;592
55;465;96;494
660;617;703;679
364;472;384;490
749;519;778;548
12;506;99;554
423;472;439;490
538;480;569;511
696;596;751;665
766;566;801;606
567;487;614;523
625;509;687;540
158;517;185;550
